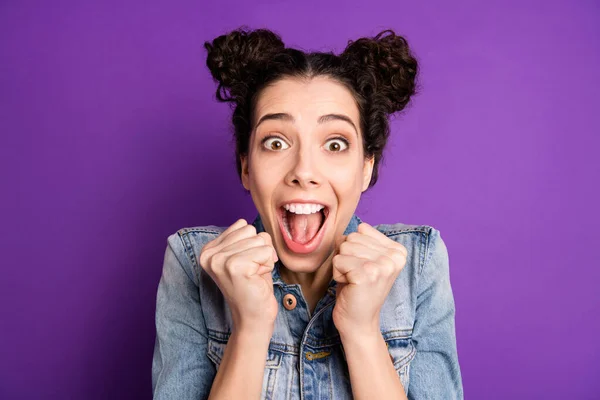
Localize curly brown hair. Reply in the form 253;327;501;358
204;27;419;189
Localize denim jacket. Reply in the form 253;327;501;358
152;213;463;399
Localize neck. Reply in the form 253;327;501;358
279;250;336;306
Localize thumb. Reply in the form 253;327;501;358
256;260;274;276
332;234;348;283
253;245;277;276
260;266;274;286
335;234;347;254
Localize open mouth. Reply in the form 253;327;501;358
276;205;330;254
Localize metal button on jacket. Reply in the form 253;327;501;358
283;293;297;310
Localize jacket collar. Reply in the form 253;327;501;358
251;212;362;288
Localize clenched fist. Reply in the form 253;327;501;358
199;219;279;335
331;222;408;336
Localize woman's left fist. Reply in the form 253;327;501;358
331;222;407;335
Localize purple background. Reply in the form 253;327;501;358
1;0;598;398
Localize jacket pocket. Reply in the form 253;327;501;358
385;336;416;392
206;337;282;368
206;338;282;399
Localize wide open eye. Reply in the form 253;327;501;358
324;137;349;152
262;136;290;151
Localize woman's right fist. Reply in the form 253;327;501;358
199;218;279;334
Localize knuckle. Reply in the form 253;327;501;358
386;249;405;267
224;253;237;269
399;253;407;265
212;252;225;267
244;224;257;235
332;254;341;266
199;254;209;269
199;249;208;267
257;232;269;244
261;244;274;255
225;256;244;277
396;244;408;258
347;232;359;242
383;262;395;276
199;243;214;262
394;252;407;267
367;265;379;281
376;254;391;267
339;241;351;253
384;248;396;259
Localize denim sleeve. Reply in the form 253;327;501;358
407;228;464;400
152;233;215;399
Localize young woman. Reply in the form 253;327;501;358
152;28;463;400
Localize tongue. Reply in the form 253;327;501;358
287;211;323;244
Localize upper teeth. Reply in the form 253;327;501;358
283;203;325;215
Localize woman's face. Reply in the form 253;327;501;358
241;76;374;273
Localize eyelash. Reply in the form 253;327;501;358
261;135;350;152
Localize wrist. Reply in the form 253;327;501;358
232;312;276;338
337;324;381;343
333;310;381;339
233;325;274;344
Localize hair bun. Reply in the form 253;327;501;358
204;28;285;102
341;30;419;114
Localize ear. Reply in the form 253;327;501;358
361;156;374;192
241;154;250;190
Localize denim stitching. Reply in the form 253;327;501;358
177;231;201;285
390;339;417;368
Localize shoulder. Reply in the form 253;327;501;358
373;221;445;275
167;224;227;254
373;221;439;246
164;224;228;285
373;221;434;236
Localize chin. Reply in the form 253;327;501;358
278;254;324;273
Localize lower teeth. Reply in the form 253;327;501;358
282;212;292;240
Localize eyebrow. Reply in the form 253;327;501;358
254;112;358;136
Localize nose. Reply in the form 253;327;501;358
285;144;322;188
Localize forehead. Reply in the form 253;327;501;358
253;76;360;124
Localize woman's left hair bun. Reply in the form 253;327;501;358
204;27;286;102
341;29;419;115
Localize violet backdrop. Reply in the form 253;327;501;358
1;0;598;398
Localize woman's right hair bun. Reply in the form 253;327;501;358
204;28;285;102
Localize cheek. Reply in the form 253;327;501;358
248;155;280;192
326;163;364;191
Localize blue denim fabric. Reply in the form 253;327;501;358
152;213;463;399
